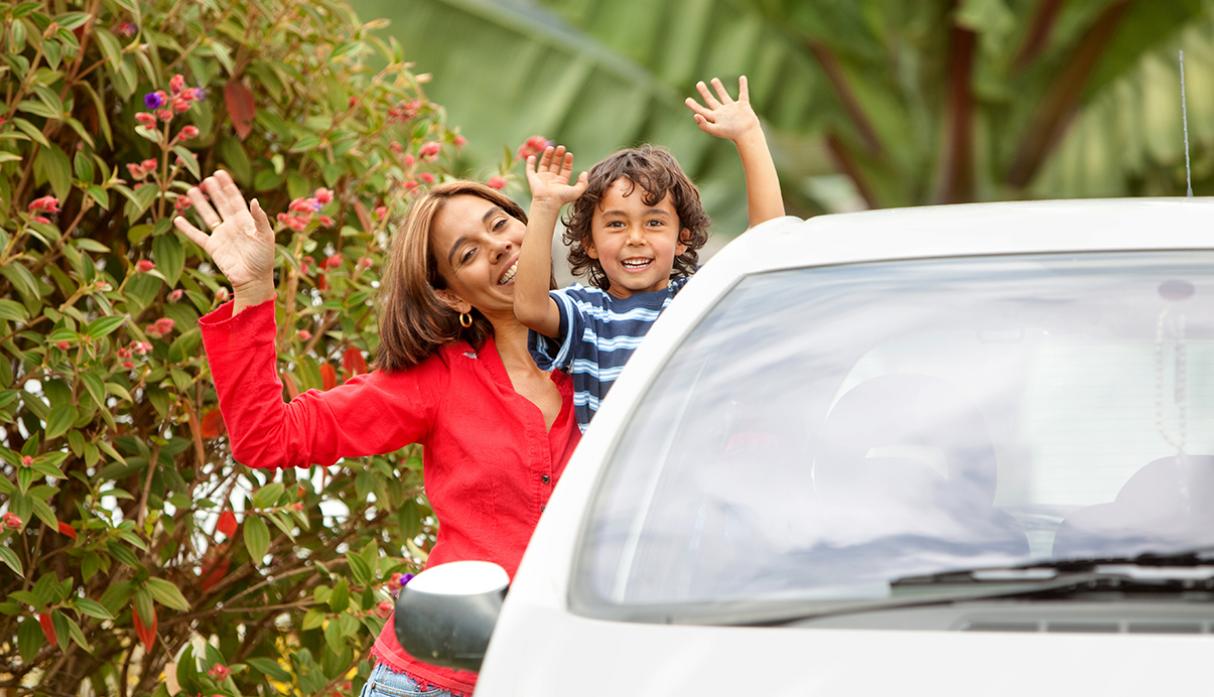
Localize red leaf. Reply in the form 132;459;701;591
199;549;231;594
320;363;337;391
57;521;77;540
200;408;225;438
217;510;238;538
224;79;255;140
342;347;367;378
38;612;57;647
133;606;157;652
280;371;300;399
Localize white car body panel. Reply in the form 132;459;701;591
475;199;1214;695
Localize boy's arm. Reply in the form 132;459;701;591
685;76;785;228
514;145;588;338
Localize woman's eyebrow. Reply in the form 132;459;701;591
482;206;504;225
447;236;469;266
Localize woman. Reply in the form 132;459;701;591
175;166;581;696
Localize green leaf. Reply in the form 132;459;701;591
29;496;58;528
0;545;23;577
1;263;43;302
74;149;95;183
0;299;30;323
133;588;155;626
172;146;201;181
327;578;349;613
74;597;114;621
93;27;123;73
12;117;49;147
346;551;372;586
247;657;292;681
243;515;270;564
17;615;43;662
84;315;126;338
65;614;92;652
145;577;190;611
45;402;77;440
251;481;284;509
152;233;185;287
34;145;72;201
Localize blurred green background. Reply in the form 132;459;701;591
351;0;1214;237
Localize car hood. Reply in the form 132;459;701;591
477;604;1209;696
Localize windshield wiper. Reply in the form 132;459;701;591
688;546;1214;628
889;545;1214;588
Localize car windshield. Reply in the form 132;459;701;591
572;252;1214;620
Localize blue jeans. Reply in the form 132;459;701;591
359;662;457;697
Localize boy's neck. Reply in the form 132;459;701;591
605;276;671;300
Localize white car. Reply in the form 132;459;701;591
399;199;1214;695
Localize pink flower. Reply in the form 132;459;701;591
115;21;137;37
296;330;312;341
168;289;184;302
301;256;315;275
216;288;230;303
141;158;157;170
20;456;33;467
314;188;333;205
376;600;393;619
156;109;173;122
324;254;343;269
453;134;467;147
31;216;50;225
403;180;418;192
186;87;204;101
517;134;550;160
172;97;191;113
2;512;21;530
207;663;230;680
56;341;71;351
402;154;415;168
135;112;157;129
121;359;134;369
28;196;61;214
145;317;175;339
486;176;506;190
177;125;199;141
419;141;441;160
357;256;373;270
126;163;146;180
420;172;435;184
174;196;192;213
133;340;152;355
389;141;403;154
136;259;156;272
170;73;186;95
373;206;387;220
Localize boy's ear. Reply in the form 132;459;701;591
434;288;472;314
585;240;600;260
676;227;691;256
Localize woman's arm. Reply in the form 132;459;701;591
180;169;438;468
685;76;785;228
515;146;587;338
200;299;439;468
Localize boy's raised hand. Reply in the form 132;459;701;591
684;76;761;143
525;145;588;209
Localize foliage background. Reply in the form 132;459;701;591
352;0;1214;233
0;0;491;694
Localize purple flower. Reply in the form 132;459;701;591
392;572;415;589
144;92;165;110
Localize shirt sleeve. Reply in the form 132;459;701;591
527;288;585;372
199;299;444;469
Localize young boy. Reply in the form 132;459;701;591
514;76;785;430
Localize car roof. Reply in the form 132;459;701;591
710;198;1214;277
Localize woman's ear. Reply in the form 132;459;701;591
434;289;472;314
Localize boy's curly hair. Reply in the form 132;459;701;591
562;145;710;290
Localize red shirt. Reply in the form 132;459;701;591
200;300;579;695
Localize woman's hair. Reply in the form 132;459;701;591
563;144;710;290
376;180;528;371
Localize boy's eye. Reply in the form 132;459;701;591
606;220;625;229
646;219;665;227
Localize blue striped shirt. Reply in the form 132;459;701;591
529;277;688;431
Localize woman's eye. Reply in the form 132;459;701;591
492;218;506;231
461;248;476;263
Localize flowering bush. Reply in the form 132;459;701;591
0;1;532;694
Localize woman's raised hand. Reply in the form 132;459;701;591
174;170;276;293
525;145;588;209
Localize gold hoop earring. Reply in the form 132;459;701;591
459;312;473;329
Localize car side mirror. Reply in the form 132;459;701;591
394;560;510;672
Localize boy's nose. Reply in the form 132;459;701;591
625;225;645;244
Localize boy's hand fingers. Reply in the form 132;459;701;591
711;77;732;103
550;145;566;172
696;81;720;108
684;97;712;119
572;171;589;196
539;146;554;171
738;75;749;102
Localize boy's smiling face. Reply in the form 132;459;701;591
587;177;688;300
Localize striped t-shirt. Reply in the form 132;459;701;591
528;276;688;431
